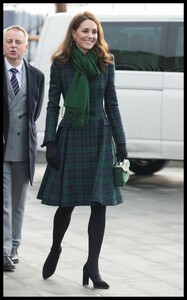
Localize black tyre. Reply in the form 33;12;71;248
129;159;168;175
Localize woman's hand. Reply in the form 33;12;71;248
116;144;128;162
46;142;59;169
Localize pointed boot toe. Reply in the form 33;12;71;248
42;246;62;279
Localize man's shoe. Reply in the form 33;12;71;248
10;248;19;264
3;256;15;271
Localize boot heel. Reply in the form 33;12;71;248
83;269;89;285
82;263;109;289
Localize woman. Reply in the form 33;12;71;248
37;11;127;289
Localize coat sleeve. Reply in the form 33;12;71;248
33;71;45;122
42;59;62;146
104;62;127;146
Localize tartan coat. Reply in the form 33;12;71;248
37;58;126;206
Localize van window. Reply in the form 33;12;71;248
102;21;183;72
166;22;184;72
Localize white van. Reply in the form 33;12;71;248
34;12;184;175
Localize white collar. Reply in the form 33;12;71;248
5;57;23;74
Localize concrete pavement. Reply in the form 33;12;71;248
3;162;184;297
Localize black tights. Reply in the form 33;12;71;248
51;206;74;250
51;205;106;279
86;205;106;280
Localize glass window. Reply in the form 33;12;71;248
166;22;184;72
102;21;169;71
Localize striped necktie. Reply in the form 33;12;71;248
10;68;19;96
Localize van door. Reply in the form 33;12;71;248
102;21;169;160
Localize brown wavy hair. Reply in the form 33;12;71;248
51;11;113;71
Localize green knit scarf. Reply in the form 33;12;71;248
63;45;100;126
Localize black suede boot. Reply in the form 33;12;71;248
83;205;109;289
42;206;74;279
83;262;109;289
42;246;62;279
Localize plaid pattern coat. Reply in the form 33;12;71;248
37;59;126;206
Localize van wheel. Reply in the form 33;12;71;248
129;159;168;175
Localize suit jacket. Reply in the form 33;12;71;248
3;58;45;184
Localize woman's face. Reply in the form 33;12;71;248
72;19;98;54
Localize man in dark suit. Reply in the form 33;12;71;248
3;25;45;271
